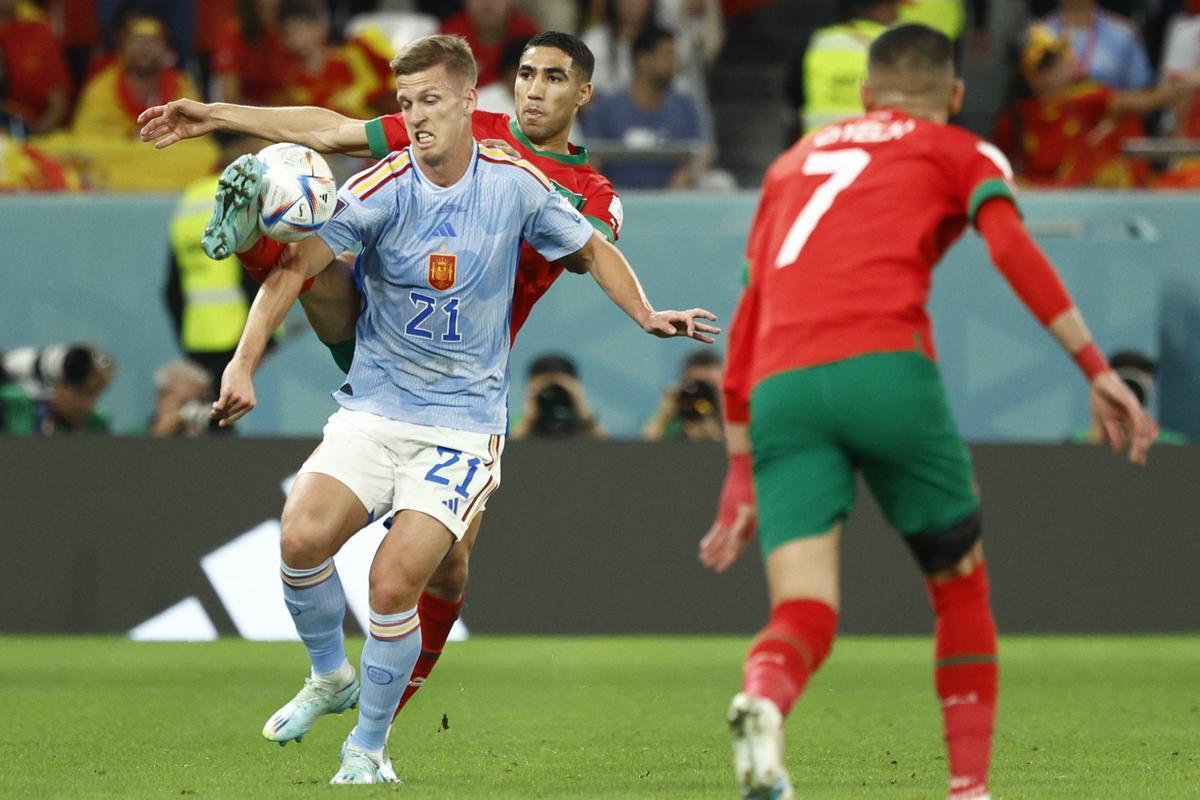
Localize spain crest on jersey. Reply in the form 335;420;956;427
428;252;457;291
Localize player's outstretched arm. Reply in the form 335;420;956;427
212;236;337;426
976;198;1158;464
138;99;371;155
559;232;721;342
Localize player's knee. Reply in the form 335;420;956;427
279;509;339;569
368;578;421;615
426;546;470;598
904;507;983;577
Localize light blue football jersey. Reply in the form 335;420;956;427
316;143;594;434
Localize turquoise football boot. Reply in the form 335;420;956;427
201;154;263;260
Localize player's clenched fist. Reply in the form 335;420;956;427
211;360;257;426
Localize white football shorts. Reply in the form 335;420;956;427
298;408;504;539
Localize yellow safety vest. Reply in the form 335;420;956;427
170;176;250;352
899;0;966;40
802;20;888;131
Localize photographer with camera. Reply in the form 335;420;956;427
511;354;605;440
0;343;115;435
643;348;723;442
146;360;219;437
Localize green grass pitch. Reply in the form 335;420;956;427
1;635;1196;799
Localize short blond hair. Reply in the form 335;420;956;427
390;34;477;88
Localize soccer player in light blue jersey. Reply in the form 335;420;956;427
210;34;718;786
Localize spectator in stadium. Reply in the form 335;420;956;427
0;343;114;435
642;348;723;442
440;0;540;89
511;354;605;440
274;0;394;119
164;138;264;398
1160;0;1200;137
1034;0;1153;90
96;0;196;69
994;24;1179;187
146;360;218;437
784;0;902;140
0;44;80;191
1070;350;1188;443
475;37;525;117
582;24;710;189
0;0;72;133
212;0;293;105
659;0;725;103
72;11;202;139
899;0;991;53
582;0;658;95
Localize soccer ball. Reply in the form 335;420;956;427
256;143;338;243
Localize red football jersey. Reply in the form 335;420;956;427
724;110;1019;422
364;110;623;341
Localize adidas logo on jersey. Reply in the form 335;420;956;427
431;221;457;237
442;497;460;514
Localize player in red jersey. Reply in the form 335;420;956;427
698;25;1157;800
138;31;642;724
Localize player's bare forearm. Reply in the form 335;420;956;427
574;232;653;327
211;104;369;154
233;237;335;371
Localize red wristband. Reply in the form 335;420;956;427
717;453;754;529
1073;342;1109;381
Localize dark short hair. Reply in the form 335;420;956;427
1109;350;1157;375
632;24;674;59
529;353;578;378
524;31;596;81
390;34;478;87
868;23;955;75
278;0;325;24
683;349;722;371
500;37;528;76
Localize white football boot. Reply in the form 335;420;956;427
262;672;360;745
330;739;400;785
728;692;795;800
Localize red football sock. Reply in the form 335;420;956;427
236;236;285;282
743;599;838;717
392;591;463;719
927;562;998;799
236;236;315;293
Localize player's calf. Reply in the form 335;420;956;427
912;514;997;800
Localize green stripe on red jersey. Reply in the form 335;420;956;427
968;177;1018;224
584;214;615;243
365;117;390;159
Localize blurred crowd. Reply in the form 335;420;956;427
7;0;1200;192
789;0;1200;188
0;0;735;192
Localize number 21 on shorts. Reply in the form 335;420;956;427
775;148;871;268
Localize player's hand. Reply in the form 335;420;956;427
643;309;720;343
138;98;215;149
699;454;755;573
1089;369;1158;465
479;138;521;158
211;360;257;427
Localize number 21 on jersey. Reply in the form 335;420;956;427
775;148;871;268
